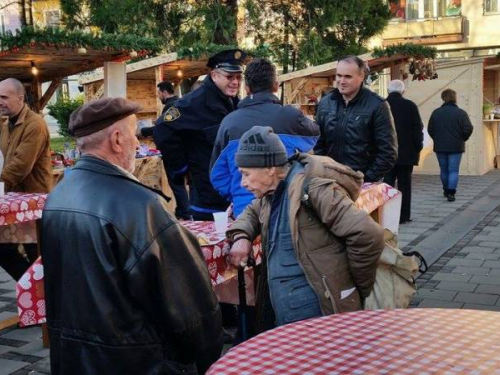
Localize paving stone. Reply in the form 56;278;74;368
460;246;495;254
0;328;41;343
475;284;500;294
415;289;457;301
0;352;43;365
14;339;49;358
462;304;500;312
470;275;500;285
464;252;500;260
0;359;29;375
431;273;472;282
454;292;498;305
416;299;463;308
452;266;491;276
28;356;50;374
478;241;500;248
445;258;484;267
436;281;478;292
482;260;500;269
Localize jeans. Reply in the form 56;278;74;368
436;152;463;192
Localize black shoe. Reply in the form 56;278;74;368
443;189;449;198
400;218;413;224
447;194;455;202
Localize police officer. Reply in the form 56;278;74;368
154;49;247;220
143;81;191;220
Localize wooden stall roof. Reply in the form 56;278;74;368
79;52;214;85
0;46;132;83
278;53;409;82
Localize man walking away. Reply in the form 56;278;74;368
384;80;423;224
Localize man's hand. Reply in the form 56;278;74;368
228;238;252;268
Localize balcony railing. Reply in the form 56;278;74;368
382;16;464;45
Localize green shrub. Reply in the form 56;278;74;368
47;95;84;137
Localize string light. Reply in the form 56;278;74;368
176;67;183;78
31;61;38;76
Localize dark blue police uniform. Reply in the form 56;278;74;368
153;50;246;220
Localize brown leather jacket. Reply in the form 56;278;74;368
0;105;52;193
229;153;384;316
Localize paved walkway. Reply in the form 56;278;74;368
0;170;500;374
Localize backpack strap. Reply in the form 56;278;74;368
404;251;428;274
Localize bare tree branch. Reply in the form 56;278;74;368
0;1;20;11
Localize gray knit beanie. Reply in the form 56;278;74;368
235;126;288;168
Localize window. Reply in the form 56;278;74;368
44;10;61;27
485;0;500;13
391;0;460;20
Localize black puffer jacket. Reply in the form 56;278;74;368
41;156;222;375
314;87;397;182
428;102;473;153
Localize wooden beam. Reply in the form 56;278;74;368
289;78;308;103
39;78;63;111
79;53;178;85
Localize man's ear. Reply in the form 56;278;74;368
109;129;122;153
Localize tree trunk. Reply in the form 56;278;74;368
19;0;27;27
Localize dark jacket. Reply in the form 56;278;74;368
141;96;179;137
229;154;384;331
314;87;397;182
210;91;319;217
153;76;237;214
386;92;424;165
41;156;222;375
428;102;473;153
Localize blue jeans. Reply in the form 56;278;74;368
436;152;463;192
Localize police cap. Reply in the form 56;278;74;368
207;49;247;73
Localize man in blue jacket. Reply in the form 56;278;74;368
210;58;319;217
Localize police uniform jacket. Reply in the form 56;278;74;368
154;76;237;214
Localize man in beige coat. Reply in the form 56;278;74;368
0;78;52;280
227;126;384;332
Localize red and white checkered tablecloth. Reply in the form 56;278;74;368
356;182;400;214
0;193;47;243
207;308;500;374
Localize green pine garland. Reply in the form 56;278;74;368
0;27;164;55
177;42;271;60
372;43;437;60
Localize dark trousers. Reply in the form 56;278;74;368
384;165;414;222
0;243;38;281
162;160;191;220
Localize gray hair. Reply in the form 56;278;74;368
76;121;123;153
388;80;405;94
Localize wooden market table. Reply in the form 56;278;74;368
207;308;500;374
16;182;401;324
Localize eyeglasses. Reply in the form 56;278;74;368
216;70;242;82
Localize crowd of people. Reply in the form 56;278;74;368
0;49;473;374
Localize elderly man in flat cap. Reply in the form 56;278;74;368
153;48;247;221
41;97;222;375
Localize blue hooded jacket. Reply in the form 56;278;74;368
210;92;319;217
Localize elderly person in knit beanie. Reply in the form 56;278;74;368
227;126;384;334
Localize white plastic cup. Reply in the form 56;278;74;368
213;212;228;234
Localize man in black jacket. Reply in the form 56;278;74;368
154;49;247;220
384;80;424;224
428;89;473;201
210;58;319;217
42;97;222;375
314;56;397;182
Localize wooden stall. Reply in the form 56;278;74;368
279;53;409;118
79;53;218;121
279;54;500;175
